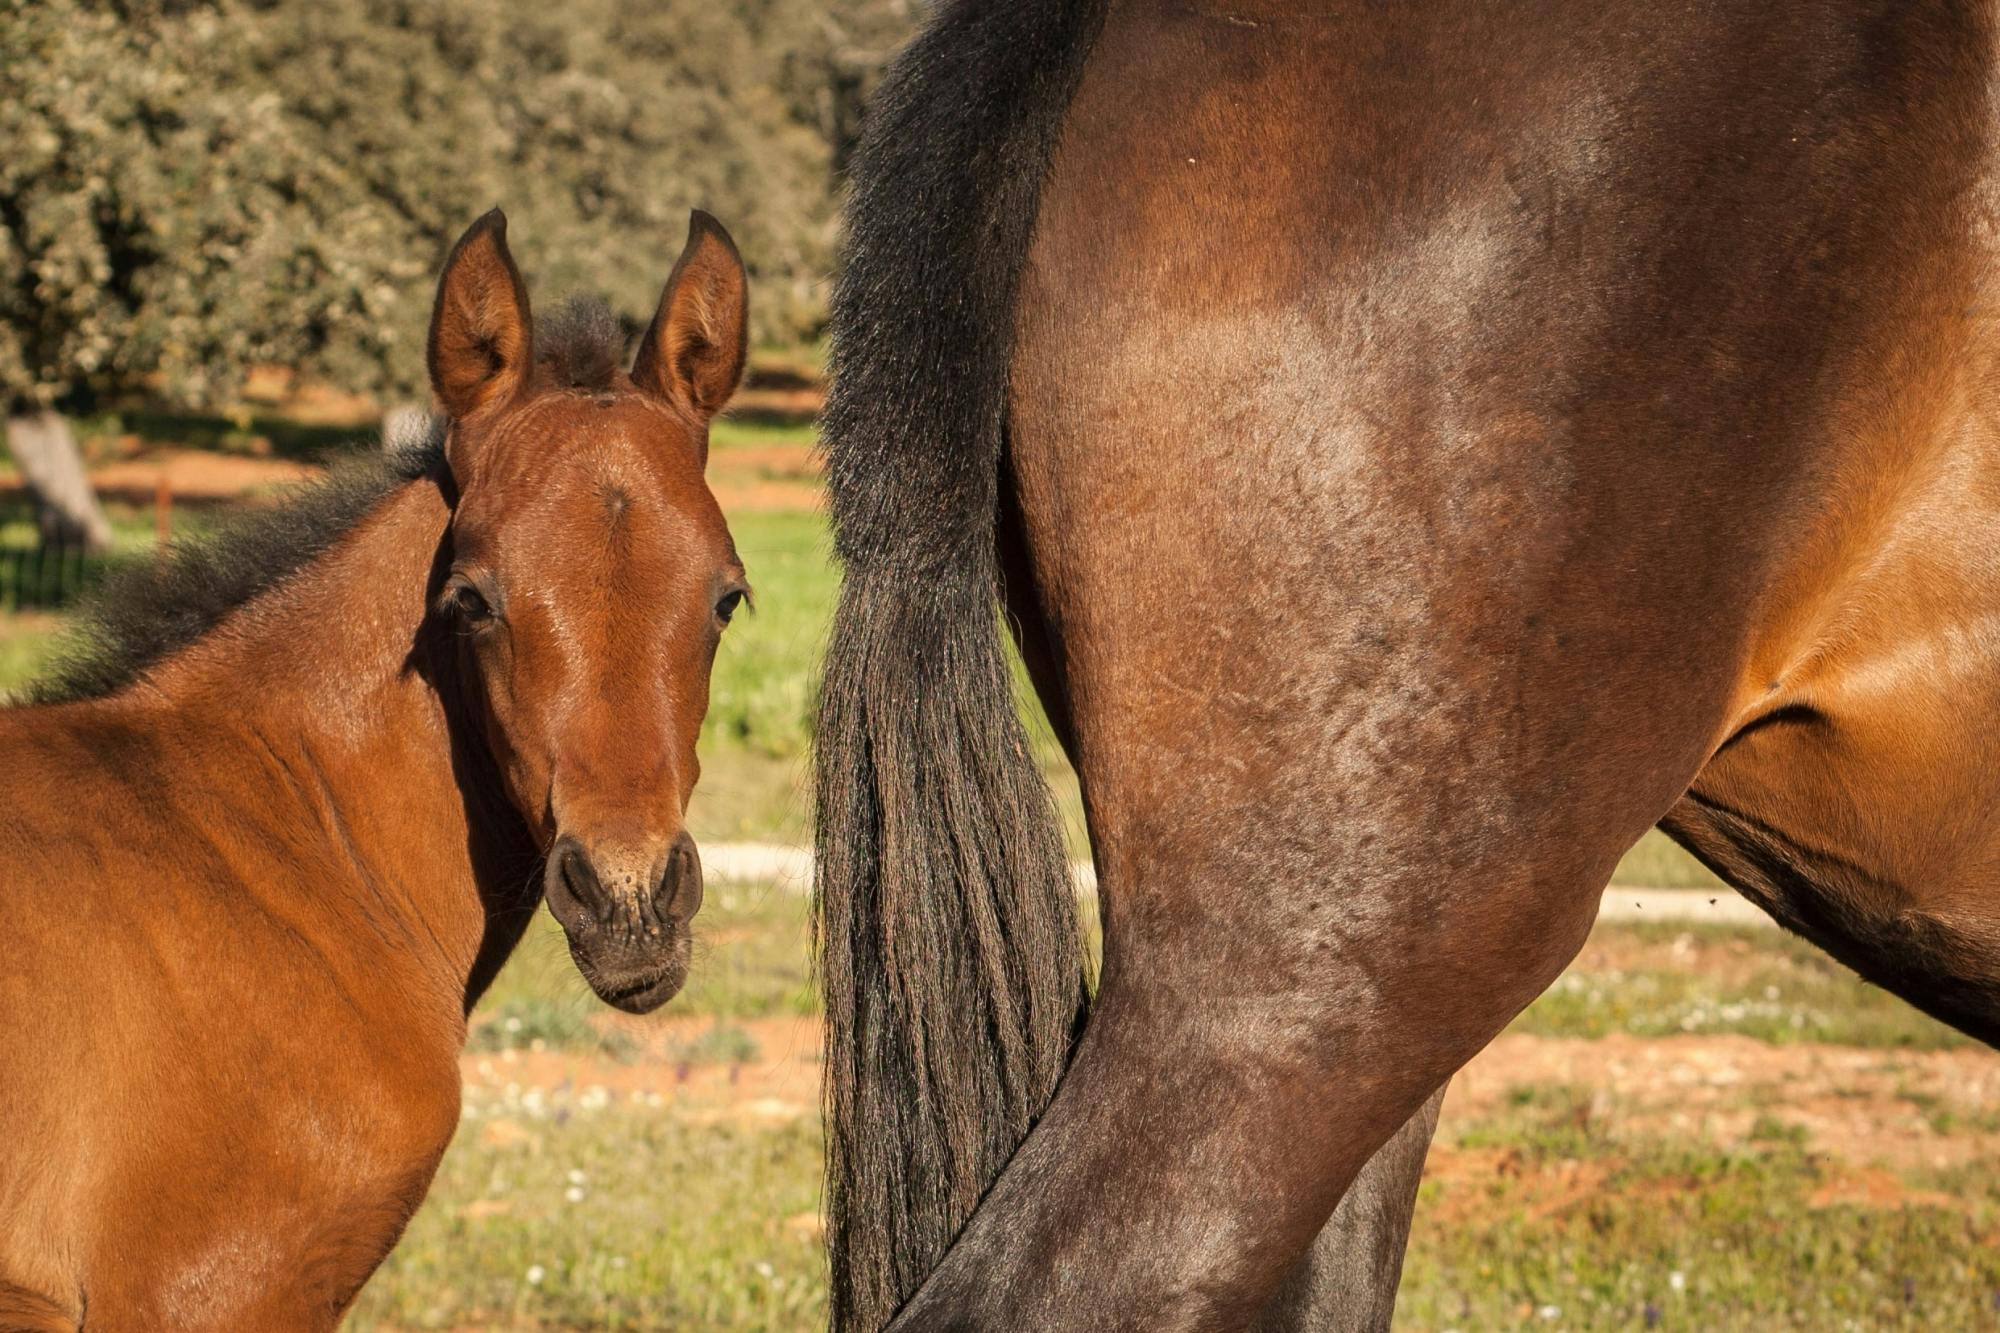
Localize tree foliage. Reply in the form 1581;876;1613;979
0;0;911;412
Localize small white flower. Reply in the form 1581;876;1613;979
1669;1270;1686;1292
504;1016;524;1034
565;1186;585;1203
755;1261;775;1279
567;1168;587;1185
1537;1304;1561;1321
526;1264;546;1286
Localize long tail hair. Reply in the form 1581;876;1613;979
813;0;1109;1326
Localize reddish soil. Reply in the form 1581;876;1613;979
463;1014;822;1124
1447;1033;2000;1172
459;1018;2000;1204
0;442;324;510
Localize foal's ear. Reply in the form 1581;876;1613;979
427;209;534;421
632;211;748;427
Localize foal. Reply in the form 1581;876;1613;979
0;209;750;1330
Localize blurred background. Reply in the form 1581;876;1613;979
3;4;1997;1328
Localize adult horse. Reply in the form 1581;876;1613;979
0;208;750;1330
815;1;2000;1328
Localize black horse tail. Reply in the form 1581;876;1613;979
813;0;1109;1327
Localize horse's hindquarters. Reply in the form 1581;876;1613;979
901;2;2000;1327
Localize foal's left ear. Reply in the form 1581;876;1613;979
632;211;748;431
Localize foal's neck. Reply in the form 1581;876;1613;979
126;470;537;1017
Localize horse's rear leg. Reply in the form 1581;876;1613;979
885;734;1632;1331
1253;1088;1446;1333
962;434;1686;1329
1001;524;1448;1333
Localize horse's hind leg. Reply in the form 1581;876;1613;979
1001;520;1447;1333
908;108;1749;1333
1253;1087;1446;1333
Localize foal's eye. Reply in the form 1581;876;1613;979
715;589;747;626
444;580;495;627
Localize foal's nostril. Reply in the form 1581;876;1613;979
548;837;610;922
657;831;704;920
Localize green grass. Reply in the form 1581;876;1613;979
0;616;63;697
669;1020;763;1067
686;507;833;844
1614;830;1722;889
353;901;1998;1331
1512;922;1969;1050
468;995;644;1063
677;883;819;1021
1401;1085;2000;1331
349;1110;826;1331
709;418;821;454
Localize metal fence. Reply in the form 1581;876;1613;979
0;536;106;611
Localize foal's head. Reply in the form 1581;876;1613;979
425;209;748;1013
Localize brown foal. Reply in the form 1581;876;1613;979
0;209;749;1330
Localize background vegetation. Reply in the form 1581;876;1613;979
1;0;909;417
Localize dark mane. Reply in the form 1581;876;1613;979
536;295;627;391
29;431;445;704
25;292;621;707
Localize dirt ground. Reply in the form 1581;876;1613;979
461;1014;2000;1228
0;440;323;510
0;424;823;514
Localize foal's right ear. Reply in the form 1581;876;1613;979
427;209;534;422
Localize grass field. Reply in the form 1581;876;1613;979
336;892;2000;1331
14;410;1994;1330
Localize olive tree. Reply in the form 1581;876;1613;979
0;0;914;546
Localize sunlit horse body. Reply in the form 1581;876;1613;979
816;1;2000;1328
0;210;750;1330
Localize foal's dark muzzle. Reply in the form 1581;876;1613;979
543;831;703;1013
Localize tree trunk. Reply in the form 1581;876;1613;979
5;409;112;552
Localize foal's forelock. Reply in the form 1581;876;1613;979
535;296;626;393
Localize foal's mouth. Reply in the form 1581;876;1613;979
576;951;689;1015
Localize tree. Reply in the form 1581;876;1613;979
0;0;916;544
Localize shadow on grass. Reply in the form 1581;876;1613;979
113;408;380;463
